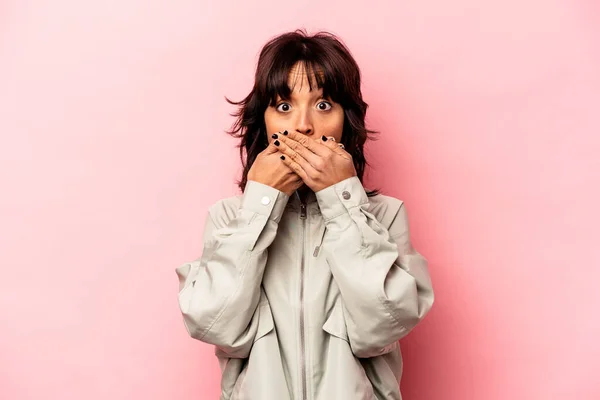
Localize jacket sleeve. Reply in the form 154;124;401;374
315;176;434;358
175;180;289;358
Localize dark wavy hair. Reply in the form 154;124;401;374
226;29;380;196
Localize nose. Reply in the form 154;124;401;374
294;108;314;137
296;127;312;135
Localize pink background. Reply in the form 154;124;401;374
1;1;599;399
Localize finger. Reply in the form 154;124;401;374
320;135;349;158
275;133;322;167
279;153;310;182
281;130;330;157
320;135;338;148
275;139;319;177
264;138;280;154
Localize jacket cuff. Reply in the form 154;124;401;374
315;176;369;221
241;180;290;223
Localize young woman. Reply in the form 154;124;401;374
176;29;434;400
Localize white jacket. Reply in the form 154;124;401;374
176;176;434;399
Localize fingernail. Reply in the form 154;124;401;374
272;133;278;139
321;135;327;141
280;155;285;160
283;130;288;135
274;140;280;146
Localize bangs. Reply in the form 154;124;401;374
262;59;344;107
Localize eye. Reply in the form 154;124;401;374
317;101;332;111
276;102;291;112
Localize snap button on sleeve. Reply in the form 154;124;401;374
261;196;271;205
342;190;351;200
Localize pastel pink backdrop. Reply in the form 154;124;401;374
1;1;599;399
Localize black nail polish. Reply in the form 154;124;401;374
272;133;278;139
321;135;327;141
274;140;280;146
280;155;285;160
283;130;288;135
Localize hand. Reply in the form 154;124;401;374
272;131;357;193
247;137;304;196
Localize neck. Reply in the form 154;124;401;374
296;184;312;203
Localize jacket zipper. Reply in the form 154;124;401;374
312;225;327;257
298;195;308;400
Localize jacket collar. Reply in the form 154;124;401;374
291;187;318;205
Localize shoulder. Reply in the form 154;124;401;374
366;192;407;232
205;193;243;227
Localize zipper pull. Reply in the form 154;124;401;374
313;246;320;257
300;202;307;219
313;226;327;257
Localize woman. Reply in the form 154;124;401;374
175;29;434;400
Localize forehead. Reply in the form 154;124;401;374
287;62;324;94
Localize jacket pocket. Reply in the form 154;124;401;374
230;304;274;397
322;300;349;343
319;300;376;399
253;303;275;343
231;303;291;399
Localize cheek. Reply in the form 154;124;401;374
263;110;273;133
323;110;344;141
264;109;285;139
